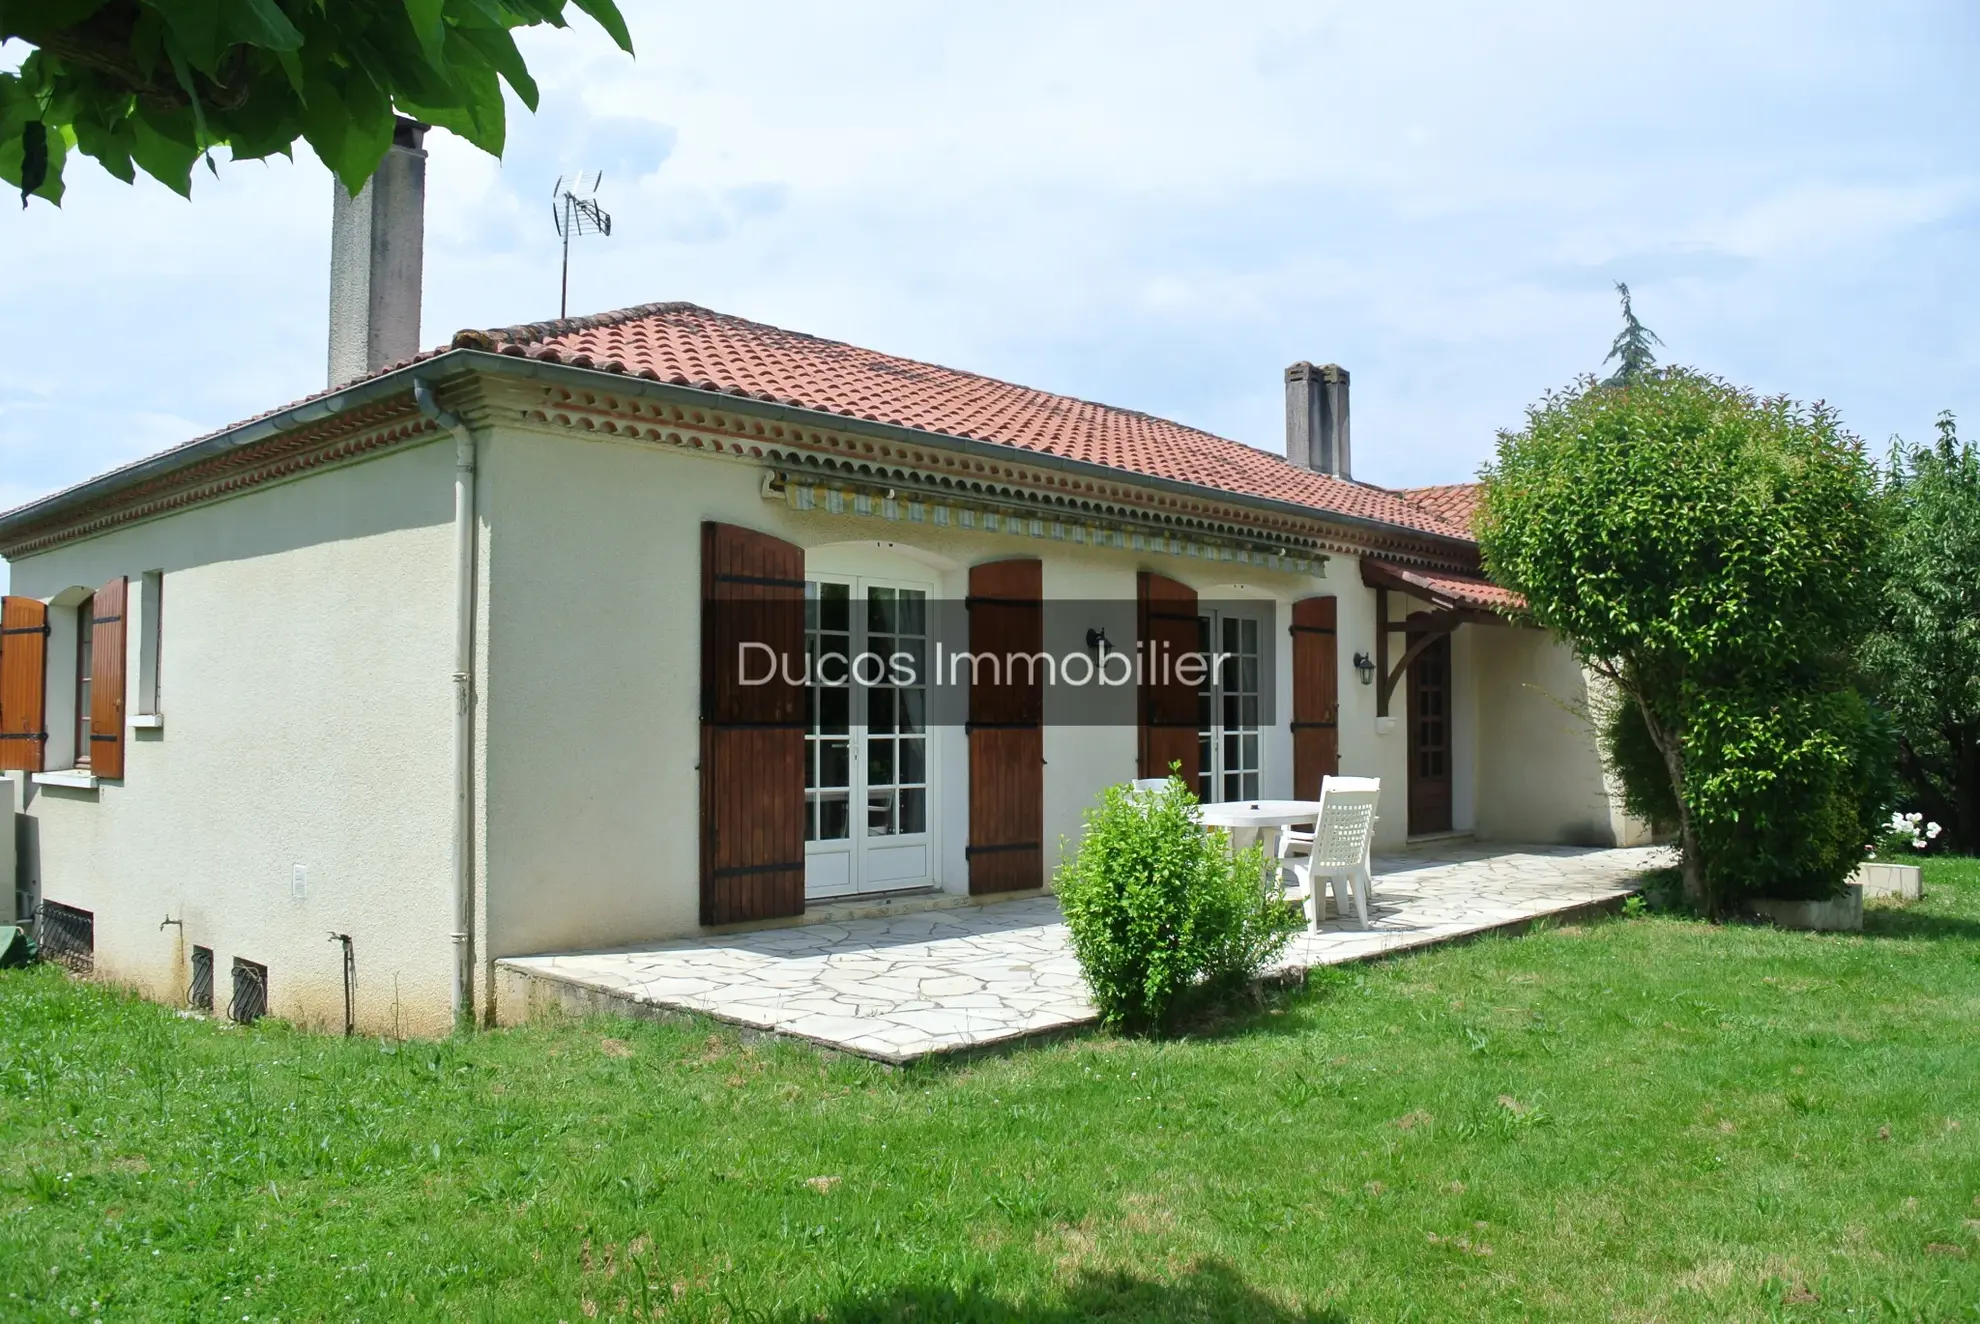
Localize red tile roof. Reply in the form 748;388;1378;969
1399;483;1483;535
460;303;1472;541
1362;558;1524;613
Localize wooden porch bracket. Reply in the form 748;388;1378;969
1361;560;1509;719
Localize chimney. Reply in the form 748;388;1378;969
1284;362;1351;479
327;117;428;387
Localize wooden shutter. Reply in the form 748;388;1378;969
1137;572;1200;787
88;577;129;780
700;522;807;926
966;558;1044;895
0;596;48;773
1290;595;1340;799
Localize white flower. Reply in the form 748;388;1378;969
1926;822;1943;839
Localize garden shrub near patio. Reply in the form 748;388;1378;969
1480;367;1887;916
1055;776;1298;1032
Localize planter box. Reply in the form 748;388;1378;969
1747;883;1863;932
1855;861;1923;900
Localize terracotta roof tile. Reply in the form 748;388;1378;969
1363;558;1524;613
1399;483;1484;534
468;303;1471;540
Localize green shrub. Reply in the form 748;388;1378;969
1479;367;1886;915
1685;686;1894;901
1599;694;1680;830
1603;683;1894;900
1054;777;1299;1033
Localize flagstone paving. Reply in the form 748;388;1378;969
497;842;1668;1063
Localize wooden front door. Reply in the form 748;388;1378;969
1406;631;1452;836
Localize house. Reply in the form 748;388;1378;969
0;132;1645;1035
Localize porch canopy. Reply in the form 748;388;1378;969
1359;559;1521;717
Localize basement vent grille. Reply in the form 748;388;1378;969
37;901;94;971
229;958;268;1024
189;946;214;1012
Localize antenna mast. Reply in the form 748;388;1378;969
551;172;613;319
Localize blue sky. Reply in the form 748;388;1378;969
4;1;1977;591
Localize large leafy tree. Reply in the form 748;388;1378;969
1863;412;1980;851
0;0;633;207
1479;368;1888;916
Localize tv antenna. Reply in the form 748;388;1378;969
551;172;613;319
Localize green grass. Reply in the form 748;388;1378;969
5;862;1980;1322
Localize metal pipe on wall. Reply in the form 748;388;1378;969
414;377;478;1032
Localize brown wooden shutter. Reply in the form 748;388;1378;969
700;522;807;926
0;596;49;773
88;576;129;780
1137;571;1200;787
966;558;1044;895
1290;595;1340;799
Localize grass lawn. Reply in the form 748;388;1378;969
4;860;1980;1322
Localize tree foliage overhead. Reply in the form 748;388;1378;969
1601;281;1662;387
1478;368;1888;916
0;0;633;207
1863;411;1980;851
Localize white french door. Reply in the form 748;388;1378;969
1196;610;1264;803
803;575;935;899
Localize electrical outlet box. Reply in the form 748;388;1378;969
291;863;307;900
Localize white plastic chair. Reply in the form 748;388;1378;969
1276;776;1381;929
1128;778;1171;796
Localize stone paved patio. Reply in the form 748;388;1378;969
496;842;1667;1063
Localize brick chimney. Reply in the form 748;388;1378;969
327;117;428;387
1284;362;1351;479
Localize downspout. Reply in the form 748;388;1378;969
414;377;478;1033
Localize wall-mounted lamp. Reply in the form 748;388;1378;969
1086;626;1113;654
1352;651;1376;686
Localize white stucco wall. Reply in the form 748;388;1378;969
1472;625;1644;846
8;441;458;1034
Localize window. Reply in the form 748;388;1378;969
73;593;93;766
38;900;94;971
229;958;268;1024
189;945;214;1011
1196;611;1262;803
137;570;163;715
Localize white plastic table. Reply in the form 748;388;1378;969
1197;799;1321;856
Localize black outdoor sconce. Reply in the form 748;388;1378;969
1086;627;1113;654
1352;651;1377;686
